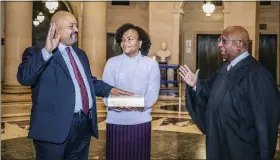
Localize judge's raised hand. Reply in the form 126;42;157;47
110;88;134;96
179;65;200;88
45;23;60;53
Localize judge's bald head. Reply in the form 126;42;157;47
222;26;250;49
50;11;78;46
218;26;250;62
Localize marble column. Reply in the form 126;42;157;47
223;2;260;59
149;2;174;60
171;5;184;65
172;8;184;95
81;2;107;79
2;2;32;103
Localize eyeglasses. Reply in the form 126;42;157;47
218;38;241;45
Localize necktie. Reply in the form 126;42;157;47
65;47;89;115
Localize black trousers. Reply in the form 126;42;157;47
33;114;92;160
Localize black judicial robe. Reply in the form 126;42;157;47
186;55;280;160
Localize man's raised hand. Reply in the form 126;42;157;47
45;23;60;53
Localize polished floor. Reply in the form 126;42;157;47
2;101;280;159
2;130;206;159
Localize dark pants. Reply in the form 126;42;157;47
33;113;92;160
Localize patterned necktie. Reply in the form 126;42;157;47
65;47;89;115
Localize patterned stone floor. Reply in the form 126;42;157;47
2;102;280;159
2;130;206;160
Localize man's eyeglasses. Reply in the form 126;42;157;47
218;38;241;45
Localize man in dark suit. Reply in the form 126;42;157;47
179;26;280;160
17;11;132;160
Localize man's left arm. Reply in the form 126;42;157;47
144;60;160;109
248;68;280;160
91;76;113;97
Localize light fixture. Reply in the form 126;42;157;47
202;1;216;16
45;0;59;14
33;18;40;27
37;12;45;23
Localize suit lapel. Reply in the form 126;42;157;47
52;48;71;79
72;47;96;102
72;47;94;85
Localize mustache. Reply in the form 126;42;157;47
70;32;78;43
70;32;78;36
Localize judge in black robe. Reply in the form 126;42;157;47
179;26;280;160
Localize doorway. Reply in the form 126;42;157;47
106;33;122;60
259;34;277;81
196;34;221;79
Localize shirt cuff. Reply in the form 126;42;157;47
41;48;53;61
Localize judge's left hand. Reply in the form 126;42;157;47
110;88;134;96
179;65;200;88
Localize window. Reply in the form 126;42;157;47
260;1;271;5
111;1;129;6
204;1;223;6
212;1;223;6
259;24;267;30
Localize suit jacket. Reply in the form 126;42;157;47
17;44;113;143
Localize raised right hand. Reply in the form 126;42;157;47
45;23;60;53
179;65;200;88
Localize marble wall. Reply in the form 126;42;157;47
259;2;280;83
259;2;279;34
107;2;149;33
149;2;174;59
182;2;224;71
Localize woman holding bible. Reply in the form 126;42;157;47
102;23;160;160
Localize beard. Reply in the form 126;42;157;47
70;32;78;43
220;51;229;62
